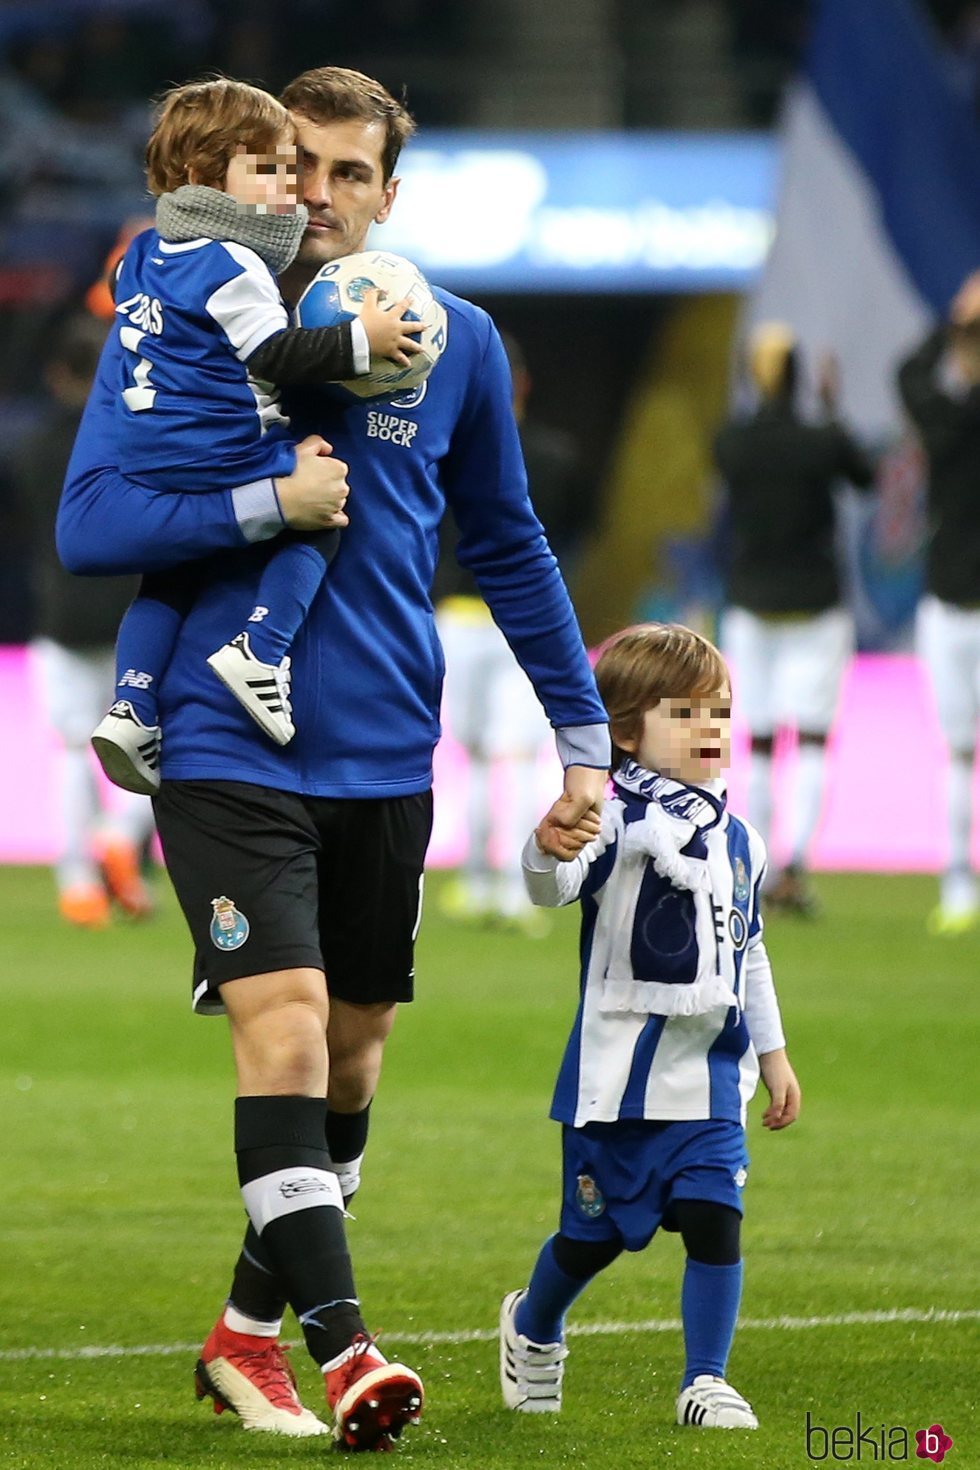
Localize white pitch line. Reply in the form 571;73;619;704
1;1307;977;1364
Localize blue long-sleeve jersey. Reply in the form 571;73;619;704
59;286;608;797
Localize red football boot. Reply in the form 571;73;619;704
195;1317;328;1437
324;1334;424;1452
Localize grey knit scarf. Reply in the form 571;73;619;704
155;185;309;275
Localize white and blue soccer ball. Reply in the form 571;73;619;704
295;250;448;401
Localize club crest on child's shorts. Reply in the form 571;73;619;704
575;1174;605;1218
210;895;250;951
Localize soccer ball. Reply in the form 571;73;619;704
295;250;448;401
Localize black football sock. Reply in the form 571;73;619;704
235;1095;365;1365
229;1097;377;1318
227;1223;288;1328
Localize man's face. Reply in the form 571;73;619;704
292;114;398;268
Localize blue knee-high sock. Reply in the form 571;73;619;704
680;1258;743;1388
244;541;331;665
114;593;183;726
515;1236;592;1344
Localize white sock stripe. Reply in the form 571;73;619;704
321;1338;364;1373
241;1167;342;1235
334;1154;365;1196
222;1303;282;1338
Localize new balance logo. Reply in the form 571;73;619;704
119;669;154;690
247;606;270;623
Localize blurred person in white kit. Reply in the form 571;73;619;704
434;333;591;931
11;313;155;926
713;324;874;915
900;269;980;934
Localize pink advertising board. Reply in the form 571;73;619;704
0;645;969;872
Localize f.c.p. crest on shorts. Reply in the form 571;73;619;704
209;895;250;951
575;1174;606;1218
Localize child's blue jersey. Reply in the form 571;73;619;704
59;283;609;798
110;230;296;490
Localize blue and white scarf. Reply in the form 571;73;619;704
595;761;739;1019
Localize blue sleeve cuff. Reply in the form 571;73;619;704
556;723;611;770
232;478;285;543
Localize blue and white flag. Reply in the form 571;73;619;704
751;0;980;445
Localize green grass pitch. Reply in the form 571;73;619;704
0;865;977;1468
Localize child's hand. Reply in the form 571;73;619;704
534;809;601;863
535;766;607;862
758;1048;801;1130
359;288;423;366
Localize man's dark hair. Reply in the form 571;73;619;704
280;67;416;182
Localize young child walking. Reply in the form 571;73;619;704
90;78;421;793
500;622;801;1429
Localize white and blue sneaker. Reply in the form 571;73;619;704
91;700;161;795
499;1289;567;1413
207;631;294;746
676;1375;758;1428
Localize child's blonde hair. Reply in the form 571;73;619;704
595;623;730;767
145;78;293;197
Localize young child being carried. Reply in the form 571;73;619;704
90;78;421;793
499;622;802;1429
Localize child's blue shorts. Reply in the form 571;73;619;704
559;1118;749;1251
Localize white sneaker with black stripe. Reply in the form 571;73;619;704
499;1289;568;1413
207;631;295;745
676;1375;758;1428
91;700;161;795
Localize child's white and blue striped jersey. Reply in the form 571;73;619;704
523;763;785;1128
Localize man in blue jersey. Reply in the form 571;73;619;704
58;66;608;1449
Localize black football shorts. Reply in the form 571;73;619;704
153;780;433;1014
